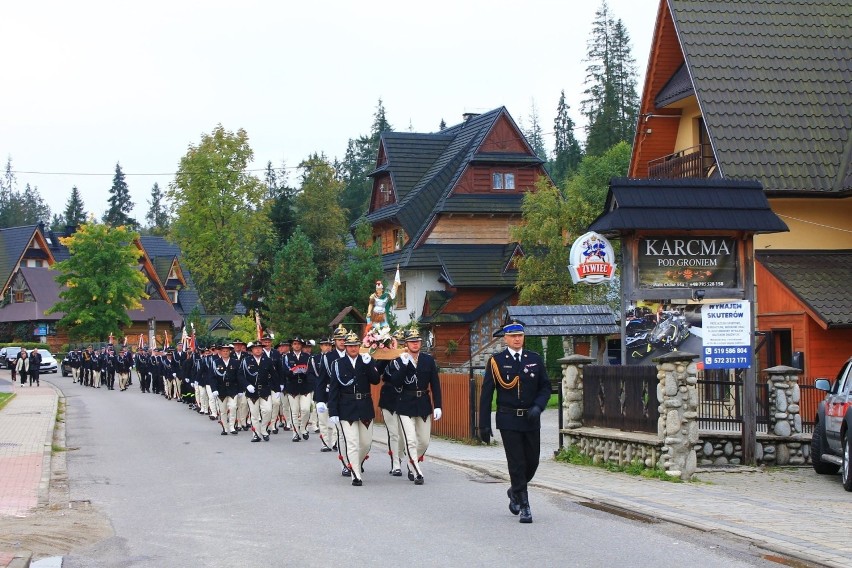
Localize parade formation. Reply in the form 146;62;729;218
62;321;446;488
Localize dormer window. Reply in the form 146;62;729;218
380;183;390;203
492;172;515;190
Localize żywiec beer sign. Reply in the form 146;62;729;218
569;232;616;284
638;237;737;288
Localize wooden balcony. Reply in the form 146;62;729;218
648;144;716;179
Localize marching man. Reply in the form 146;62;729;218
284;337;313;442
315;326;348;458
240;341;275;442
209;344;241;436
391;329;442;485
328;332;380;486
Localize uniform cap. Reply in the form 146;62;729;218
502;320;525;335
332;325;349;340
319;337;333;345
247;341;262;350
404;329;422;342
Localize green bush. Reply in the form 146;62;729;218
555;445;683;482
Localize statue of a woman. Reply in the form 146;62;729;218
367;279;399;328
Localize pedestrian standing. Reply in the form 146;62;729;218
29;348;42;386
478;320;551;523
15;348;28;386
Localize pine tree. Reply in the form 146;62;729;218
144;182;170;235
63;186;87;227
551;90;584;186
17;184;51;226
0;157;16;228
523;100;548;161
103;162;138;228
581;0;639;156
265;228;329;339
50;213;65;232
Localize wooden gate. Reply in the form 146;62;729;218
583;365;659;433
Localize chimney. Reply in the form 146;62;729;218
65;225;77;236
462;112;480;122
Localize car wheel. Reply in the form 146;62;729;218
843;433;852;492
811;424;840;475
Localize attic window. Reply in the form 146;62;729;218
492;172;515;190
14;291;24;303
380;183;390;203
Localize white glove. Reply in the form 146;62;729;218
400;352;412;365
433;408;442;421
329;416;340;425
246;385;255;394
192;381;198;388
280;385;285;392
316;402;327;414
173;373;177;378
185;378;190;383
212;391;219;397
361;353;372;364
272;392;281;400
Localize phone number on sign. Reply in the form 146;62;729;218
706;356;749;365
706;347;748;355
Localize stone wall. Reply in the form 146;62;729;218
696;432;810;466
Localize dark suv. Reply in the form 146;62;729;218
812;357;852;491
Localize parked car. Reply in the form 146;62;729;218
811;356;852;491
4;347;22;369
61;354;73;377
37;350;59;374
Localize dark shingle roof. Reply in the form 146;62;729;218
139;235;205;316
0;267;62;322
0;225;38;292
373;132;454;203
505;305;620;337
590;178;789;233
420;290;513;325
756;250;852;328
669;0;852;194
655;63;694;107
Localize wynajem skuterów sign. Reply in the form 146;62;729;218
637;237;737;289
568;232;616;285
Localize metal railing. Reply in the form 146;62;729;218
648;144;716;179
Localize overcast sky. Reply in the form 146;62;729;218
1;0;659;224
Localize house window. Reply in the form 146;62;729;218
14;291;24;303
168;290;179;304
395;282;407;310
393;229;404;250
492;172;516;190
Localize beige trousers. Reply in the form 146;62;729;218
248;396;273;436
339;420;373;482
398;415;432;477
288;393;313;435
196;384;209;412
318;408;338;449
205;386;218;417
217;396;237;432
270;392;282;429
236;393;249;427
382;408;406;471
118;372;130;391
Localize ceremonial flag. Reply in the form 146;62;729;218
164;330;171;349
394;264;401;287
190;323;196;352
254;310;263;341
123;336;127;347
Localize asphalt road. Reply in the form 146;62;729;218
38;374;785;568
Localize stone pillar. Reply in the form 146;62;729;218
558;355;594;429
764;365;804;465
653;351;699;481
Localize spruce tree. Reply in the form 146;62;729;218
63;186;87;227
523;100;548;162
551;90;583;186
103;162;138;228
144;182;170;235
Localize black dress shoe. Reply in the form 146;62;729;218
351;478;362;486
271;428;278;435
251;435;261;442
414;476;424;485
332;444;338;452
262;435;270;442
230;430;238;435
292;434;301;442
209;416;217;421
302;432;309;440
220;431;228;436
341;467;351;477
282;425;291;431
407;471;415;481
390;469;402;477
320;447;333;452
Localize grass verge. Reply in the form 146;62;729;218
555;445;685;482
0;392;14;412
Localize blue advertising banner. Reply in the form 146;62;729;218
702;301;751;369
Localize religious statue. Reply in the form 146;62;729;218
366;278;399;328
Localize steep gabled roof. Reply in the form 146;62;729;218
756;250;852;328
371;132;454;205
0;224;39;294
139;235;205;315
590;178;789;234
666;0;852;194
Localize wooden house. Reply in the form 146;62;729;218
362;107;548;368
629;0;852;377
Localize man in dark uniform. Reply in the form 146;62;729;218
69;349;82;383
379;329;407;476
239;341;275;442
82;345;94;386
208;344;241;435
284;337;313;442
328;332;381;486
479;320;551;523
104;346;117;390
315;326;347;457
391;328;442;485
135;348;151;393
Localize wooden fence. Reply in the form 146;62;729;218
371;373;477;439
582;365;659;433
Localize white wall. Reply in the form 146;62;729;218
386;269;444;325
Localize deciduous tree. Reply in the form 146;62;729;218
47;221;148;341
167;125;272;314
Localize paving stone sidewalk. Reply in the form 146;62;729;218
0;378;58;568
375;411;852;568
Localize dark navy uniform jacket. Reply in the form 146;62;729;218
314;349;344;403
208;355;241;399
328;355;380;422
284;351;313;395
479;348;551;432
390;353;442;419
239;353;275;400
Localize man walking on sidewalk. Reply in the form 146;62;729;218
29;348;42;386
479;320;551;523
